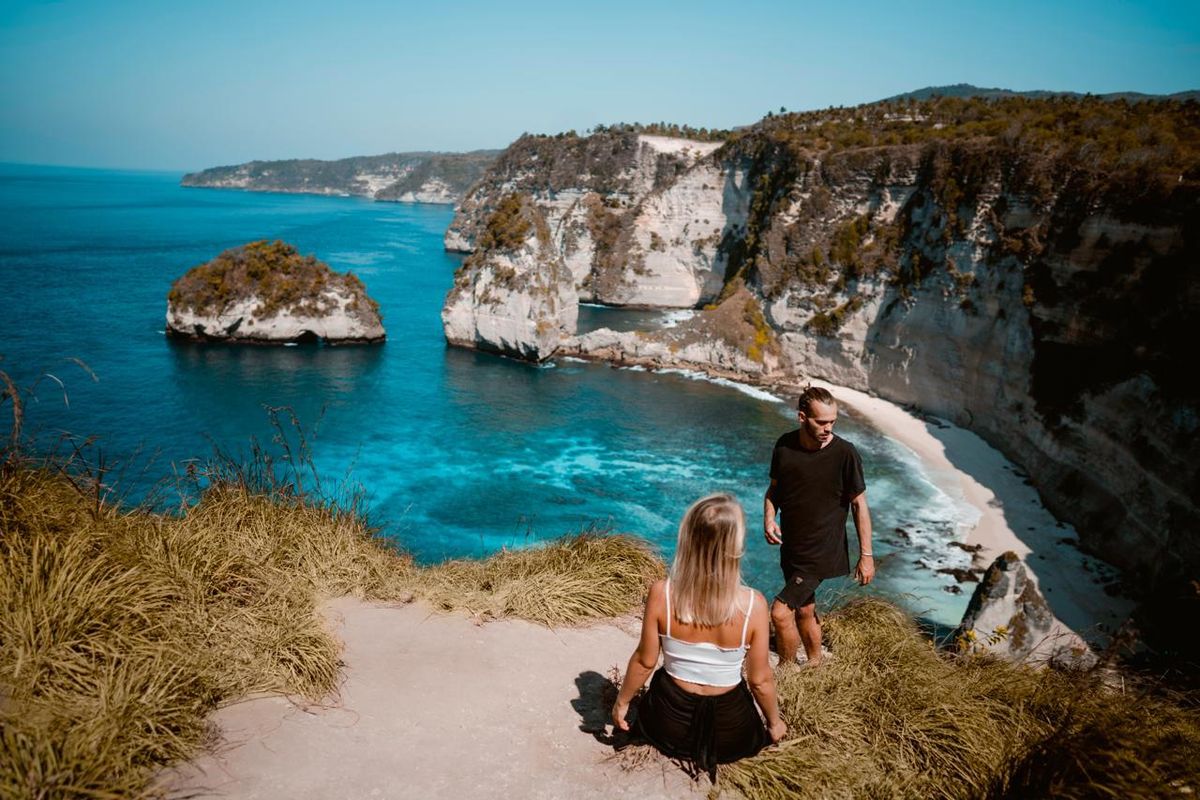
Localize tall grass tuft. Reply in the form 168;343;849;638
0;463;406;797
416;531;664;626
719;597;1200;800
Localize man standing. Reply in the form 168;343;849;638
764;386;874;666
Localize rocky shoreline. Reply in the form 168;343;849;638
182;150;500;205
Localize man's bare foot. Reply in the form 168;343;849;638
795;646;834;667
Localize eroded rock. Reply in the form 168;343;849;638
955;551;1097;667
166;240;385;344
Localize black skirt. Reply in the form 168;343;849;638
634;668;770;780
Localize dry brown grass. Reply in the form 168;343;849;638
0;459;659;798
719;598;1200;800
416;532;663;626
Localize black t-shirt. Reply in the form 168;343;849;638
769;431;866;578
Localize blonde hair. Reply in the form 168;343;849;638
669;493;746;627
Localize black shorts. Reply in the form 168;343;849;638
634;669;769;780
775;568;822;610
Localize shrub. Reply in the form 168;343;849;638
478;193;533;251
168;240;378;321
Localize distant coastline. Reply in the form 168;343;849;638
180;150;500;205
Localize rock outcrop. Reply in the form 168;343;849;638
182;151;499;204
955;552;1096;667
167;240;385;344
440;99;1199;614
565;283;784;379
441;194;576;360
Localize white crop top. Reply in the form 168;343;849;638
660;580;753;688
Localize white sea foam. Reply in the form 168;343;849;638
490;437;707;493
653;368;785;404
658;309;696;328
326;250;390;266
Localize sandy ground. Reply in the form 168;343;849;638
164;382;1135;799
164;598;702;800
818;381;1135;646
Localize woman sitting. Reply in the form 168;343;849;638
611;493;786;779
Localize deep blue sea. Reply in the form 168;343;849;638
0;163;978;626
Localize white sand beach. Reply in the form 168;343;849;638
818;381;1135;647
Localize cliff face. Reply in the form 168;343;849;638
445;133;750;307
182;151;499;204
442;194;576;361
441;99;1200;598
167;240;385;344
737;136;1199;593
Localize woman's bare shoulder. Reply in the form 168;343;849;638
645;578;668;607
749;588;771;614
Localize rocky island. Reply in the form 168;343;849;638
181;150;499;204
166;240;385;344
442;98;1200;645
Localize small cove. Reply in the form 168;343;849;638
0;163;983;628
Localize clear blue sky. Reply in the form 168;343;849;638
2;0;1197;170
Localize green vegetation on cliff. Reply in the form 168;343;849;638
587;121;729;142
478;193;534;251
718;95;1200;297
167;240;381;321
723;95;1199;181
182;150;499;202
374;152;499;201
486;131;643;195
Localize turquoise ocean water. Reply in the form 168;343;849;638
0;163;978;627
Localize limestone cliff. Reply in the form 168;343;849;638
440;98;1200;613
167;240;385;344
442;194;576;360
566;282;784;379
445;131;749;307
182;151;499;204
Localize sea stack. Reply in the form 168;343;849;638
166;240;385;344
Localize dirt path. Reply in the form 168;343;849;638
164;598;704;799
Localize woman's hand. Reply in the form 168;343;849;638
768;717;787;743
612;700;631;732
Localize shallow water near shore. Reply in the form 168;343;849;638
0;163;980;627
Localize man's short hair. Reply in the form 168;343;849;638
798;385;835;415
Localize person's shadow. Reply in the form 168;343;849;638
572;670;704;781
571;669;640;749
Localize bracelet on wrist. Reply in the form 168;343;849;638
860;553;874;558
